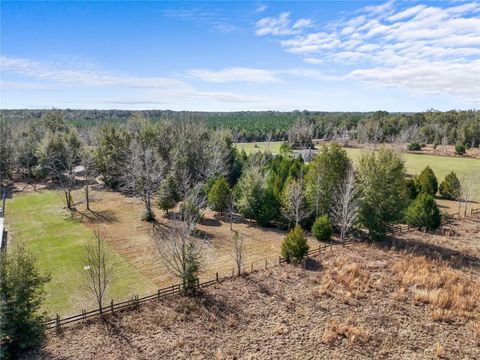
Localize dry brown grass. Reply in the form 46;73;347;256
391;255;480;321
322;318;370;345
27;216;480;360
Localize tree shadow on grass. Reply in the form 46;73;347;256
376;235;480;270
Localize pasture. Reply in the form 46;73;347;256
6;188;309;316
236;142;480;201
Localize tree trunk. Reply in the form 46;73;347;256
85;184;90;211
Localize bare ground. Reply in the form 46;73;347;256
26;217;480;360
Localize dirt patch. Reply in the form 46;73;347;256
29;217;480;360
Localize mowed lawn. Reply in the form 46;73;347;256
237;141;480;201
6;191;156;316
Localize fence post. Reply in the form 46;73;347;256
55;314;60;330
251;263;254;272
157;289;160;300
265;259;268;269
232;267;234;277
216;272;219;282
82;309;86;321
111;299;114;314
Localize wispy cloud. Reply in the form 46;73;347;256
187;66;339;83
162;8;236;33
0;56;262;104
255;12;312;36
255;1;480;102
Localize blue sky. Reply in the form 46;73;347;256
1;1;479;111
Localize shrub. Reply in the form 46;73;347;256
455;143;466;155
439;171;461;200
408;142;421;151
0;245;50;358
281;225;309;264
404;193;441;230
415;166;438;196
312;215;333;241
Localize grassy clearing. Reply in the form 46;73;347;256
236;141;480;201
6;190;156;316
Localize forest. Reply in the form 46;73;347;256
1;109;479;145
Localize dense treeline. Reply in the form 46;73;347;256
1;109;479;146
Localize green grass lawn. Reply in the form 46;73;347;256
237;141;479;201
342;147;480;201
5;190;156;317
236;141;284;154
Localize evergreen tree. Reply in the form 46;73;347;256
305;143;350;217
415;166;438;196
439;171;461;200
0;245;50;358
357;149;408;240
208;176;231;215
157;175;179;214
281;225;309;264
404;193;441;230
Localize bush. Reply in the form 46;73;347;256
312;215;332;241
407;142;421;151
404;193;441;230
455;143;466;155
439;171;461;200
281;225;309;264
415;166;438;196
0;245;50;358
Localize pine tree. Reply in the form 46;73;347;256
439;171;461;200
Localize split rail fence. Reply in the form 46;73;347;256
44;241;354;330
44;207;480;330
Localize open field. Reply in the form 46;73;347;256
7;188;320;316
6;190;157;316
29;216;480;359
236;141;480;201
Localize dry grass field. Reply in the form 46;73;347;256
28;215;480;360
77;189;310;287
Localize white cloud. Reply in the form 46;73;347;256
255;12;312;36
255;4;267;13
0;56;262;105
187;67;281;83
187;66;339;83
257;1;480;103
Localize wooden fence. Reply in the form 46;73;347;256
44;241;355;330
44;207;480;330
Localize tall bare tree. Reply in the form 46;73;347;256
282;178;310;226
460;172;479;217
123;140;164;221
81;148;95;211
39;130;83;215
330;168;359;242
81;229;112;314
154;219;203;294
231;230;245;276
181;183;207;233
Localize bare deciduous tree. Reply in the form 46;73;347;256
231;230;244;276
123;140;164;221
282;178;310;226
181;183;207;233
330;168;359;242
228;191;235;231
460;172;480;217
81;148;95;211
81;229;112;314
154;219;203;294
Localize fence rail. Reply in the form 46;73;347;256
44;207;480;330
44;240;358;330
